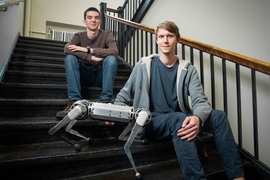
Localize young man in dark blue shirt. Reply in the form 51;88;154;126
113;21;245;180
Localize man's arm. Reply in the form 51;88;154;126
177;65;211;141
64;32;118;64
64;34;87;59
114;77;134;106
90;32;118;58
64;34;103;66
187;66;212;124
114;61;141;106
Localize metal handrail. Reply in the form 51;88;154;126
105;13;270;75
0;0;24;11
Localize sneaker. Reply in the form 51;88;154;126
56;100;77;120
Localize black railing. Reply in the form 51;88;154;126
100;1;270;176
104;0;153;22
100;0;154;61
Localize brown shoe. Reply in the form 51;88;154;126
55;100;77;120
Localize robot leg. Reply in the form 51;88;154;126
123;108;151;179
48;100;92;151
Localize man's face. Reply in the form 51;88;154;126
83;11;102;31
156;28;179;55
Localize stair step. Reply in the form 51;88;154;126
11;50;133;70
8;61;65;73
10;59;131;68
69;152;252;180
9;58;131;69
4;70;66;84
14;47;65;58
0;83;69;99
18;36;67;47
0;83;124;99
3;70;129;85
0;137;177;180
16;42;65;52
12;54;64;64
0;98;68;117
0;138;252;180
0;116;127;145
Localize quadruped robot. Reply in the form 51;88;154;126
49;100;151;179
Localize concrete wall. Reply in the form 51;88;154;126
142;0;270;63
24;0;123;39
0;2;24;75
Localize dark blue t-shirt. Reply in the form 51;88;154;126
149;57;180;117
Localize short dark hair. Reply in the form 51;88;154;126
84;7;100;19
155;21;181;39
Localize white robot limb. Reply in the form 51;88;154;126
48;100;151;179
49;100;92;151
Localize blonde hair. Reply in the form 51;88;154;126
155;21;181;39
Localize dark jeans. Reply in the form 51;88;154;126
64;54;118;101
145;109;244;180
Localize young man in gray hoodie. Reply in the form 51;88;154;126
113;21;245;180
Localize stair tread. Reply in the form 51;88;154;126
12;53;64;61
0;137;174;166
9;61;65;68
0;138;127;162
0;82;125;90
76;151;252;180
73;155;223;180
14;47;64;54
16;42;64;51
18;36;67;45
5;70;66;77
3;69;130;76
0;116;115;129
76;159;184;180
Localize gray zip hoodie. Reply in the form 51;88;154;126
115;54;212;124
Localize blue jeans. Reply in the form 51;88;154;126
64;54;118;101
145;110;244;180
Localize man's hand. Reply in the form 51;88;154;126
91;55;104;63
177;116;201;141
67;45;86;52
67;45;104;65
105;121;115;127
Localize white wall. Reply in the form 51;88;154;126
26;0;123;39
142;0;270;63
0;2;24;73
141;0;270;167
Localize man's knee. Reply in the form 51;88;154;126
64;54;79;67
170;112;187;132
210;109;228;127
212;109;227;119
103;55;118;67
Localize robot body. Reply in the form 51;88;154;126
49;100;151;179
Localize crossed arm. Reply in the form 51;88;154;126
66;44;104;63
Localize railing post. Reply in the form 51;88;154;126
99;2;107;30
117;6;124;57
117;6;124;18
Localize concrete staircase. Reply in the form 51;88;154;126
0;36;253;180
